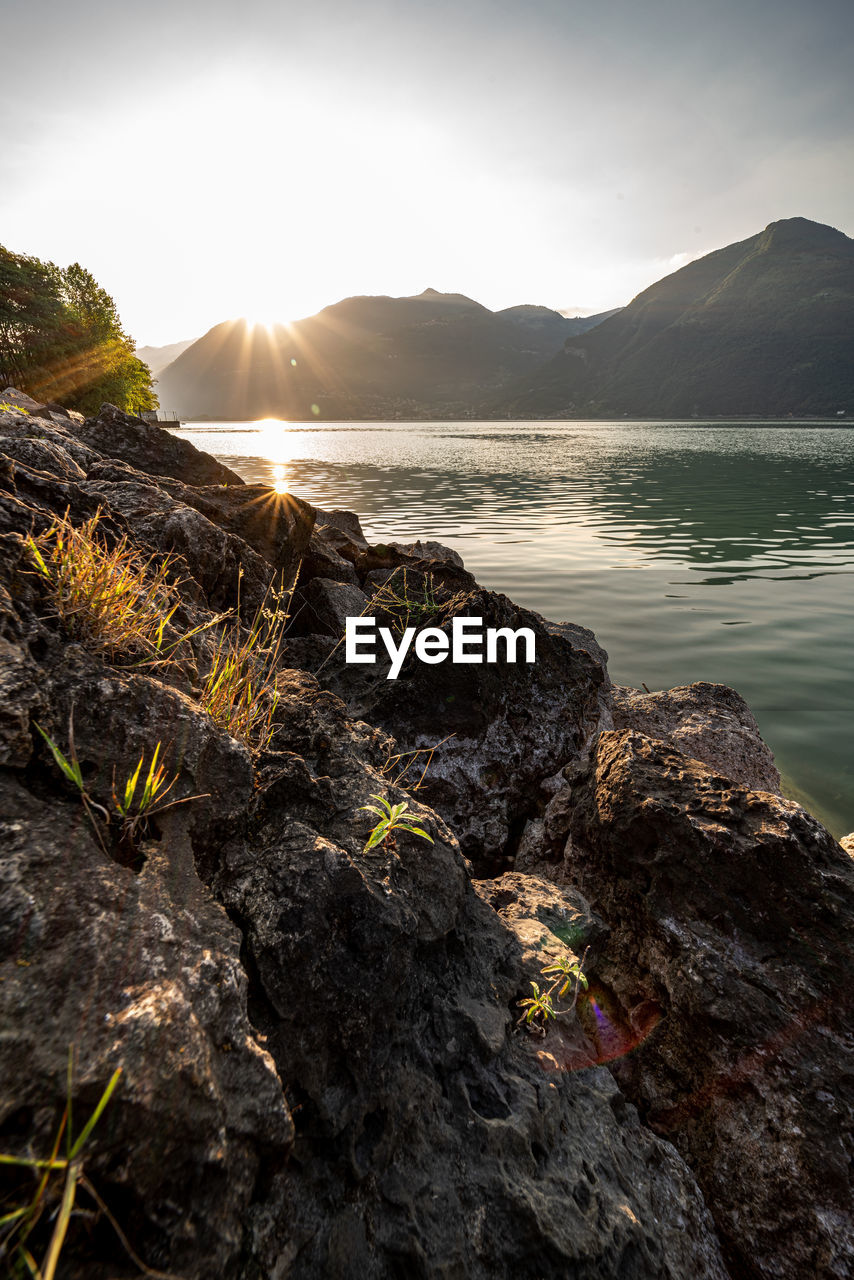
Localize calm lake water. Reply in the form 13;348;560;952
171;421;854;837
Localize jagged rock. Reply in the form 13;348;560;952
312;506;369;556
611;681;781;792
543;617;611;672
0;434;86;482
69;403;245;487
388;538;465;568
561;729;854;1280
295;577;369;637
0;386;43;413
0;636;44;766
0;411;103;471
1;397;850;1279
322;576;611;873
300;527;360;584
0;772;292;1279
210;676;730;1280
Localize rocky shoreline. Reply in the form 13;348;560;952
0;391;852;1279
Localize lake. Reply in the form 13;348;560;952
170;420;854;838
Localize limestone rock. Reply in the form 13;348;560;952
562;729;854;1280
0;386;43;413
388;538;465;568
0;773;293;1279
312;506;369;555
611;680;781;792
69;403;245;487
322;577;611;874
297;577;369;637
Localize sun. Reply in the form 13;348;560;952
242;312;288;331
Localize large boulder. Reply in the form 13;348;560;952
611;681;781;793
321;574;611;874
208;674;731;1280
0;772;292;1278
69;403;245;487
561;729;854;1280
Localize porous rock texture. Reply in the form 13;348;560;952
559;730;854;1280
610;681;782;793
0;393;851;1278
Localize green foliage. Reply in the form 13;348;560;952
517;982;557;1029
34;719;109;846
0;243;157;415
369;569;443;634
359;793;434;853
517;947;589;1036
0;1050;121;1280
35;721;205;850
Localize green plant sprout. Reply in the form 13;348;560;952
0;1050;122;1280
111;743;207;841
36;721;206;849
35;719;109;845
517;947;589;1036
359;794;434;853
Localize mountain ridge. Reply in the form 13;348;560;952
495;217;854;418
154;290;618;420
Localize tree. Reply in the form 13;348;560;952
0;246;157;416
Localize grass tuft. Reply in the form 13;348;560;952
200;574;294;751
26;510;189;665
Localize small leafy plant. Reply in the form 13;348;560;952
359;794;434;853
517;948;589;1036
35;719;109;841
112;743;206;842
36;720;205;851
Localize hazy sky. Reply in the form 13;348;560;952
2;0;852;345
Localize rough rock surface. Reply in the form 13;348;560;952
560;730;854;1280
0;772;293;1278
611;681;782;793
70;403;245;486
388;538;465;568
0;394;851;1278
317;576;612;874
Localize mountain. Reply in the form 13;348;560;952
135;338;197;377
495;218;854;418
154;291;615;420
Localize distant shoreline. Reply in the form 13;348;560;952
171;416;852;427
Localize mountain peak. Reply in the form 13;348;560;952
759;217;850;253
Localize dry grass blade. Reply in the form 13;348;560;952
26;510;176;663
25;509;215;667
200;573;295;750
380;733;456;792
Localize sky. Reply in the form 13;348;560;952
2;0;853;346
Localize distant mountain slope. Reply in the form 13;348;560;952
135;338;197;377
155;291;615;420
496;219;854;418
